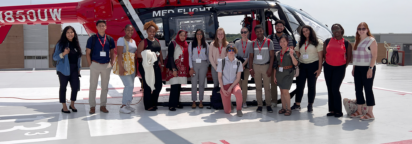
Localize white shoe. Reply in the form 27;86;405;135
242;102;248;108
120;106;132;114
126;105;135;112
272;102;277;107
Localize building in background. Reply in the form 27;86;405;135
0;25;90;69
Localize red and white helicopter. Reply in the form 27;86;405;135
0;0;332;82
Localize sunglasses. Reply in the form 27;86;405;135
241;31;248;34
228;49;235;52
357;28;367;31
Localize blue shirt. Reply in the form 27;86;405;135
86;34;115;63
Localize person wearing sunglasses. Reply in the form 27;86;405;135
217;45;244;117
323;24;353;118
234;27;253;108
188;29;209;109
350;22;377;120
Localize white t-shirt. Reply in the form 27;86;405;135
117;37;137;53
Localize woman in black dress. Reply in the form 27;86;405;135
136;21;164;111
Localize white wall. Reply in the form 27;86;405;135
23;25;49;69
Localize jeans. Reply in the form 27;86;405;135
119;72;135;105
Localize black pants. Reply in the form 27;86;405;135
169;84;182;108
295;61;319;104
324;62;346;113
58;64;80;103
139;62;163;110
354;66;376;106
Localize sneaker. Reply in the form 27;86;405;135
119;106;132;114
126;102;135;112
256;107;262;113
237;110;243;117
272;102;277;107
267;106;273;113
307;104;313;112
126;105;135;112
291;103;301;111
242;102;248;108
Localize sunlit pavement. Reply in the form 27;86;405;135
0;65;411;144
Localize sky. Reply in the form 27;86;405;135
1;0;411;36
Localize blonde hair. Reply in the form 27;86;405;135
213;27;228;48
143;21;159;31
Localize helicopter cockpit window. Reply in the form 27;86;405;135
144;18;164;39
295;12;332;41
169;15;215;41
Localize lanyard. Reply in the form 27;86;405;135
218;45;223;55
280;48;289;64
241;40;248;56
304;40;309;52
257;38;267;54
98;34;106;51
180;45;185;57
197;46;201;55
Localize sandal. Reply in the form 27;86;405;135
169;107;176;111
146;107;156;111
284;110;292;116
360;113;375;120
350;111;363;118
278;109;286;114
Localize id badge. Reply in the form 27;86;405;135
100;51;106;57
233;65;237;69
279;67;283;72
218;58;222;62
303;54;309;59
257;55;263;60
196;59;201;63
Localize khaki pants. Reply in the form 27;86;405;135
253;64;271;107
239;68;250;102
89;62;112;107
271;70;278;104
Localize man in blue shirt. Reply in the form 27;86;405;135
86;20;116;114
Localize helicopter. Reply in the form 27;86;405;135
0;0;332;83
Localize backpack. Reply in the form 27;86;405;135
221;58;241;77
209;86;223;110
90;34;113;58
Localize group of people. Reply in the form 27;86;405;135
53;19;377;120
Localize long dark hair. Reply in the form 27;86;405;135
55;26;82;57
298;25;319;48
191;29;207;48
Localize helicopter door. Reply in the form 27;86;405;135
275;3;300;43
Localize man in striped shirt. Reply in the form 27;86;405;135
268;20;296;107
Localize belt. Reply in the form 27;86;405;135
92;60;109;64
279;65;293;69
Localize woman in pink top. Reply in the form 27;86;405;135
209;27;229;87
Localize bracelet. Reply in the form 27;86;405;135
59;53;64;59
249;69;253;71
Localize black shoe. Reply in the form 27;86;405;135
267;106;273;113
307;105;313;112
327;113;335;116
256;107;262;113
334;113;343;117
69;106;78;112
291;103;301;111
177;104;183;109
61;109;71;113
169;107;176;111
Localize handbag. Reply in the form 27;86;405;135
113;37;135;75
294;66;299;77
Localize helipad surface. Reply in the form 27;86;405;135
0;65;411;144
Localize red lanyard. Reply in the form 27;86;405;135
218;45;223;55
304;40;309;52
98;34;106;51
197;46;201;55
241;40;247;55
257;38;267;54
280;48;289;64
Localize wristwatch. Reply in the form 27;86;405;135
173;69;177;71
369;66;373;69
